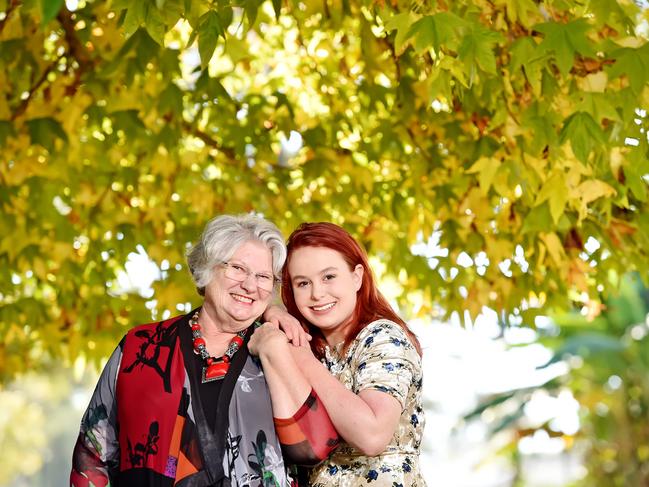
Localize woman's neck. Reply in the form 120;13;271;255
321;319;354;348
197;307;237;345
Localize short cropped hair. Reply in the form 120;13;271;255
187;214;286;295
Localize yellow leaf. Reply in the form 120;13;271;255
534;171;562;206
578;71;608;93
0;10;24;40
539;232;565;266
549;188;568;224
61;93;93;134
408;209;421;243
466;157;501;195
486;237;514;264
574;179;616;205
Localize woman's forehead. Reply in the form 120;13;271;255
230;240;273;266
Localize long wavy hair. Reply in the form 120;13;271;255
281;222;422;358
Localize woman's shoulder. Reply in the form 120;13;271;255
352;318;417;352
358;318;408;339
125;314;186;339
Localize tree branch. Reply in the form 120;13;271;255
180;120;237;160
0;0;21;35
11;56;62;120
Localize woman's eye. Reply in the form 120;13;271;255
232;264;245;272
296;281;309;288
324;274;336;281
257;274;272;282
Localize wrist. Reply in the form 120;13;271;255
259;339;288;362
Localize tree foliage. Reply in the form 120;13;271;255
1;0;648;379
466;274;649;486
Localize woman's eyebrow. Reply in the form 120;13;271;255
291;266;339;281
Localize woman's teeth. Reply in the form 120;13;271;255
232;294;253;304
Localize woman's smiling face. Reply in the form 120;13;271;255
288;246;363;345
203;240;274;332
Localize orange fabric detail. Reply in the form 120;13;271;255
274;416;306;445
174;451;198;484
169;415;184;458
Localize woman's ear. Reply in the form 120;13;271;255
352;264;364;292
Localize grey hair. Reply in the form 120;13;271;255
186;213;286;296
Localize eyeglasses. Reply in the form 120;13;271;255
221;262;279;292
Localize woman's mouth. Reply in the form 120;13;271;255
231;293;254;304
311;302;335;312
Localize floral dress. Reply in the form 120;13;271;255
309;319;427;487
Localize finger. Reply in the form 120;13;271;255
297;328;311;347
284;329;296;344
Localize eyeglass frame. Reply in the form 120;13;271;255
219;261;281;292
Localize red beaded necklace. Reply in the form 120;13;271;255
189;311;247;383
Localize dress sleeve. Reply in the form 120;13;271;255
274;388;340;466
70;339;123;487
352;321;421;409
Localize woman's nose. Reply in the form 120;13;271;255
310;282;325;299
240;272;257;292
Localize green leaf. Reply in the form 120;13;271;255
143;1;167;45
158;83;184;115
607;43;649;95
195;71;231;102
535;19;596;77
198;10;225;68
40;0;64;25
110;110;146;134
500;0;538;27
577;93;620;123
240;0;263;27
509;37;537;74
588;0;638;32
271;0;281;19
624;149;649;202
26;117;68;151
122;1;147;37
458;22;502;77
463;391;519;420
559;112;606;163
218;5;233;29
0;120;15;147
384;12;416;55
539;332;625;368
521;202;552;234
520;102;559;154
405;12;464;53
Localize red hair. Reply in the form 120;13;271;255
281;222;422;358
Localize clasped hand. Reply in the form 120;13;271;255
262;305;311;347
248;322;291;356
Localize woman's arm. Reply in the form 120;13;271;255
248;323;312;416
291;346;402;456
250;323;407;457
249;324;339;465
70;343;122;486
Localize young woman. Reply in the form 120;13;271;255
249;222;426;486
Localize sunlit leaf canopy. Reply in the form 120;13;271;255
1;0;648;380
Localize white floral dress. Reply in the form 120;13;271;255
309;319;427;487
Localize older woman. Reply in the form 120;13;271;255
70;214;338;487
